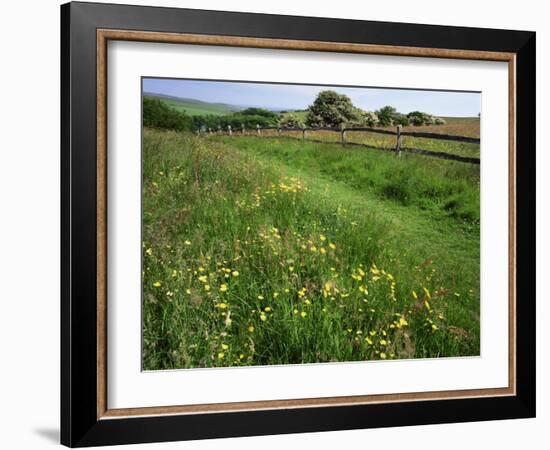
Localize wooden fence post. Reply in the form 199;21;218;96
396;125;402;156
208;128;212;135
257;124;261;136
277;127;281;136
217;126;221;134
228;125;232;136
241;124;245;135
302;128;306;140
341;127;347;143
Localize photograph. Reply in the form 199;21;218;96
141;78;482;371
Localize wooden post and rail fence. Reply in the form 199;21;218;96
199;123;480;164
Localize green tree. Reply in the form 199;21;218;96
279;113;305;129
305;90;359;127
376;105;398;127
143;97;193;131
239;107;278;119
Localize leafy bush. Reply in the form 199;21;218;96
392;113;410;127
407;111;445;126
361;111;380;127
375;105;402;126
305;90;360;128
279;113;305;129
143;97;193;131
239;107;279;120
347;109;379;127
192;112;278;131
374;108;408;127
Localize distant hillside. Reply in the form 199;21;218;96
143;93;242;116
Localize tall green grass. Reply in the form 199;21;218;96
223;136;480;223
142;129;480;370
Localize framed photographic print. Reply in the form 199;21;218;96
60;1;536;447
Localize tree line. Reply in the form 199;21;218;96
143;91;446;133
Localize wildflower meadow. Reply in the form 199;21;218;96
142;126;480;370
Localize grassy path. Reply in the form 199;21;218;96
217;136;480;343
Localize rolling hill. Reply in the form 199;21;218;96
143;93;242;116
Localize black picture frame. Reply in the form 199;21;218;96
61;1;536;447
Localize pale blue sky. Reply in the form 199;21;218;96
143;78;480;117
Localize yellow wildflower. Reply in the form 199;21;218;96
232;271;239;277
216;303;227;309
248;325;254;333
217;352;225;360
380;352;387;360
300;311;307;318
221;343;229;350
219;284;228;292
329;243;336;250
153;281;161;287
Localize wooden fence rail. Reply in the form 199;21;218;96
200;124;480;164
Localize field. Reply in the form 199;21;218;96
261;128;480;159
142;128;480;370
144;94;239;116
251;116;480;158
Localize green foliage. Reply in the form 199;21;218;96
407;111;446;126
305;90;360;128
240;107;278;119
392;113;410;127
279;113;305;128
375;105;399;126
191;112;278;131
143;97;193;131
142;129;480;370
359;110;380;127
228;136;480;223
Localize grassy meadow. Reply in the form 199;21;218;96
248;117;480;158
144;94;237;116
142;128;480;370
